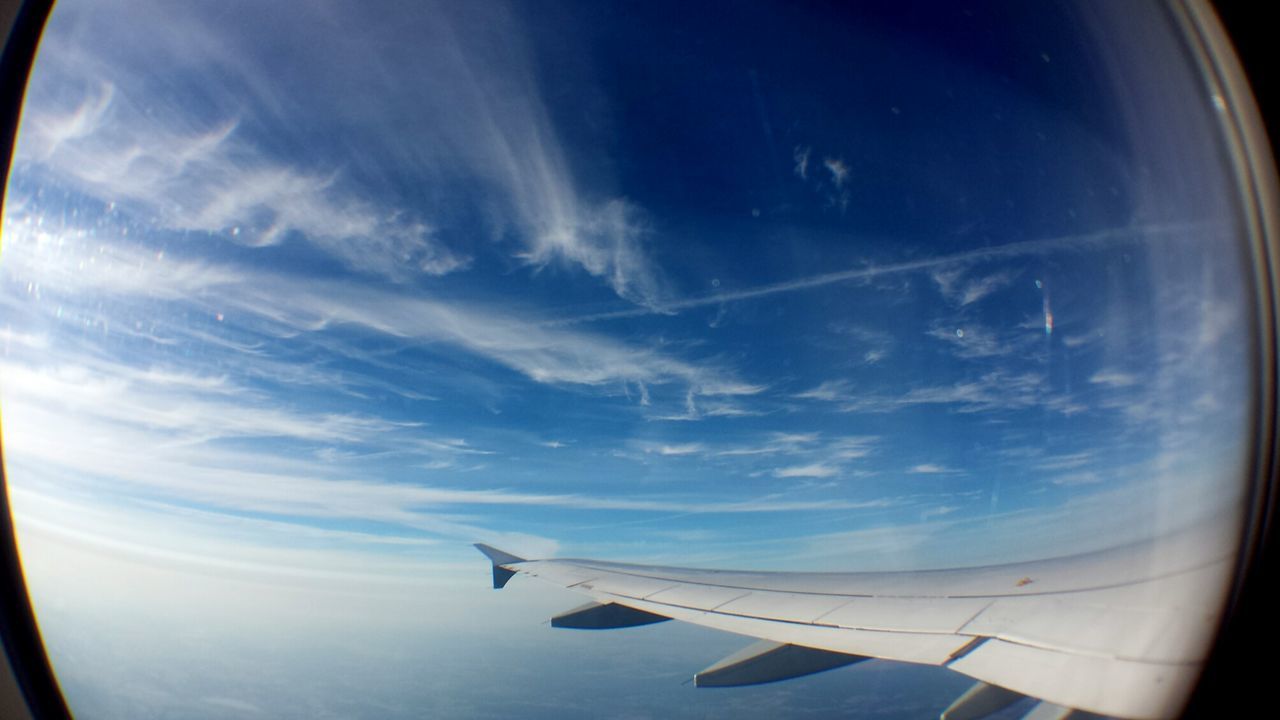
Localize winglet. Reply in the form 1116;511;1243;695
474;544;527;589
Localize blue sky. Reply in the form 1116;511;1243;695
0;1;1257;717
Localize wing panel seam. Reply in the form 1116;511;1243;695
557;557;1226;600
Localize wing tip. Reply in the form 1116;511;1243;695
474;543;526;589
474;543;526;565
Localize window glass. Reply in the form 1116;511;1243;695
0;1;1258;718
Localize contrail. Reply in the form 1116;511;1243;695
543;222;1206;327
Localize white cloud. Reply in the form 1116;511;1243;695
4;406;887;521
21;84;468;282
716;431;821;457
1052;471;1103;486
925;321;1030;360
828;324;894;365
774;463;838;478
0;355;904;566
828;436;876;460
648;386;767;421
823;157;849;188
21;0;671;306
773;432;822;445
714;446;779;457
395;10;670;310
931;268;1016;306
700;400;764;418
647;443;705;456
960;274;1013;305
0;361;418;446
1;229;758;403
1034;452;1094;471
835;369;1069;416
793;145;811;179
907;463;959;474
795;379;851;402
0;328;50;350
1090;370;1138;388
272;282;754;394
516;200;669;310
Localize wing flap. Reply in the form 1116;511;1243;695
578;573;681;599
643;583;751;608
818;595;992;635
712;590;855;624
609;593;979;665
694;640;870;687
940;681;1025;720
550;601;671;629
961;596;1219;664
947;638;1200;720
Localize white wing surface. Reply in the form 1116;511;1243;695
476;522;1235;719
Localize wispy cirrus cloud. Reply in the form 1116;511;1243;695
826;436;877;460
1;226;758;404
699;400;766;418
823;157;849;188
794;379;852;402
1051;471;1103;486
792;145;811;179
822;157;851;210
0;359;458;453
4;404;890;522
20;0;669;306
514;198;670;310
627;432;875;481
797;368;1070;417
0;355;899;565
925;321;1019;359
774;463;838;479
907;463;960;475
828;323;895;364
1034;452;1095;472
643;442;706;457
715;432;821;457
648;386;768;421
931;267;1017;306
874;370;1049;414
789;142;853;211
21;83;469;281
756;436;876;479
390;3;670;309
1090;370;1139;388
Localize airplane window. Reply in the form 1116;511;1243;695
1;1;1274;719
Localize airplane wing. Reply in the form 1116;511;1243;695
476;522;1235;720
